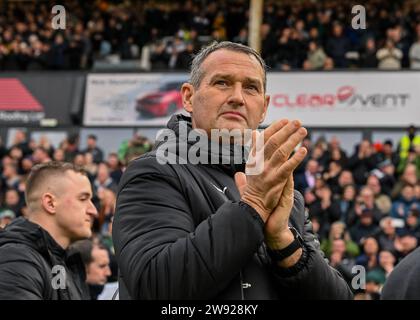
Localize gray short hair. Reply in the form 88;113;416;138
189;41;267;91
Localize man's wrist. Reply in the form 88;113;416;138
241;195;270;223
266;227;304;268
265;228;295;250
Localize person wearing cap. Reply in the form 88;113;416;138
0;209;16;229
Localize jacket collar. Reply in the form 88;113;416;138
156;114;247;176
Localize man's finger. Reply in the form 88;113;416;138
278;175;294;209
264;120;303;160
275;147;307;180
263;119;289;142
234;172;247;197
268;127;307;166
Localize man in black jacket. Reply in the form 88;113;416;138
113;41;353;300
0;162;98;299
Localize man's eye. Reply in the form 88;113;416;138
215;80;228;86
246;85;259;91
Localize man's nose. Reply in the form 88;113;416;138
227;83;245;107
87;200;98;217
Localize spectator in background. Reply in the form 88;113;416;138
375;159;396;196
409;24;420;69
394;231;418;262
175;42;195;70
348;187;382;227
347;140;377;186
1;163;20;192
37;135;55;158
377;250;396;279
359;38;378;68
328;238;356;285
323;161;343;195
377;140;399;167
321;221;360;258
376;217;397;252
0;209;15;229
50;33;67;70
327;136;348;166
303;41;331;70
82;134;104;164
295;158;319;194
0;137;7;160
93;162;118;194
391;184;419;220
397;145;420;177
9;130;32;158
335;170;355;197
392;163;418;199
377;39;403;70
337;184;357;223
95;188;116;236
366;175;392;215
233;28;248;45
106;153;123;185
403;208;420;241
32;147;52;164
275;28;296;70
350;209;380;244
355;236;380;272
150;40;170;70
364;270;385;300
62;133;80;163
398;125;420;163
73;152;86;168
84;152;98;179
3;188;24;218
118;133;152;165
326;22;350;68
53;148;65;162
20;157;34;175
415;183;420;201
70;239;112;300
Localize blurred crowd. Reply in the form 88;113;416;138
2;0;420;71
1;125;420;299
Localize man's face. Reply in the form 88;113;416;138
306;160;318;174
87;138;96;148
86;247;111;285
54;171;98;242
182;49;269;137
5;190;19;206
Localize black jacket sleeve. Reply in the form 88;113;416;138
381;247;420;299
0;244;45;300
272;191;354;300
113;160;265;299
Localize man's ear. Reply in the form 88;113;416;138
181;83;194;113
260;95;270;124
41;193;57;215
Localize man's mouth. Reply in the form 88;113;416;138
221;111;246;121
